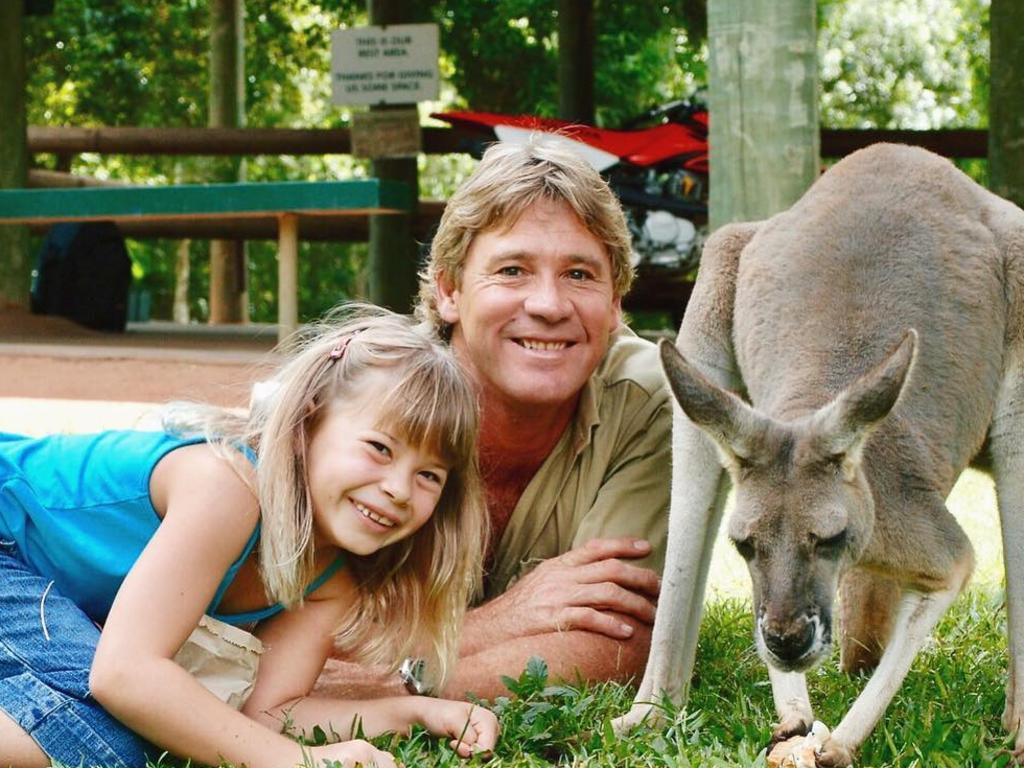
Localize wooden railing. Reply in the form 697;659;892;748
25;125;990;319
28;126;989;158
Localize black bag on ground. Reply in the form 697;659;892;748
30;221;132;332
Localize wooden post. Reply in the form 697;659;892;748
173;238;192;324
707;0;819;230
277;213;299;340
558;0;595;125
367;0;420;314
990;0;1024;208
0;2;29;308
208;0;248;323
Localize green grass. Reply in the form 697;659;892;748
358;591;1012;768
145;591;1000;768
357;467;1015;767
6;396;1008;767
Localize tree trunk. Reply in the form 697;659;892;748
366;0;421;314
707;0;819;230
0;3;29;308
989;0;1024;208
208;0;248;323
558;0;595;125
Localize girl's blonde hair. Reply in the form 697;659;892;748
164;304;486;688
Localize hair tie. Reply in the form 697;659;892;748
327;329;362;362
328;337;351;361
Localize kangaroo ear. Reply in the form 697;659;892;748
809;329;918;459
659;339;770;467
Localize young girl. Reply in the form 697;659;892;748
0;306;496;768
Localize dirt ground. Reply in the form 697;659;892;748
0;306;278;408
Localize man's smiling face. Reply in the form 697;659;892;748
437;198;621;413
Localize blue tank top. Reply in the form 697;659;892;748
0;430;344;626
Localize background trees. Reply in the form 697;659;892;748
437;1;706;127
819;0;989;131
989;0;1023;206
20;0;992;324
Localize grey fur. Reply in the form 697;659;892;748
614;143;1024;766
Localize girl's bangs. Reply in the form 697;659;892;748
375;359;476;466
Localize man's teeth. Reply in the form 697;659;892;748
520;339;568;351
354;501;395;527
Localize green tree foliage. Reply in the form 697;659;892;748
434;0;708;127
819;0;989;129
20;0;992;322
25;2;206;129
23;0;373;324
990;0;1024;208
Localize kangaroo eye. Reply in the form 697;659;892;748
732;537;756;561
823;453;845;470
815;530;848;557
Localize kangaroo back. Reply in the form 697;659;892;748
734;144;1005;486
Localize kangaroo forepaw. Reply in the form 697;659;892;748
1002;693;1024;764
770;714;813;748
611;702;664;736
1005;733;1024;766
815;738;855;767
766;720;837;768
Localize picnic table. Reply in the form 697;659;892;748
0;179;413;340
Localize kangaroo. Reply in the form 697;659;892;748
613;143;1024;766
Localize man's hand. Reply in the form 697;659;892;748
463;537;660;654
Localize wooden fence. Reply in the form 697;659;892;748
25;126;990;318
27;126;988;158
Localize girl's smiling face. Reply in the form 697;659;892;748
305;381;450;557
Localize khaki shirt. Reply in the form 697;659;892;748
483;328;672;599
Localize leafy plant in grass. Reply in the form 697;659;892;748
683;591;1012;767
480;592;1014;766
140;590;1015;767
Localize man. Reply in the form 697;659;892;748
316;139;671;700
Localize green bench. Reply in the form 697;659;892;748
0;179;413;340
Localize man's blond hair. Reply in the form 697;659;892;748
417;138;634;331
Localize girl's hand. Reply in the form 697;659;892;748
308;739;398;768
415;699;500;757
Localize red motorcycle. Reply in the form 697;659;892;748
432;98;709;271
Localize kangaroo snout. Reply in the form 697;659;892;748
758;611;829;671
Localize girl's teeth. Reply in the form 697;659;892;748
355;501;394;527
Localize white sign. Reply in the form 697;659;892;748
331;24;440;106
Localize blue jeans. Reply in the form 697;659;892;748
0;540;157;768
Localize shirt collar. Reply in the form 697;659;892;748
569;325;631;455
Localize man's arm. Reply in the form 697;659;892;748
313;537;658;700
448;537;659;698
444;384;675;697
312;615;650;703
458;537;659;654
445;618;652;701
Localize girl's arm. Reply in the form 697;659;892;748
242;570;499;757
90;445;397;768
